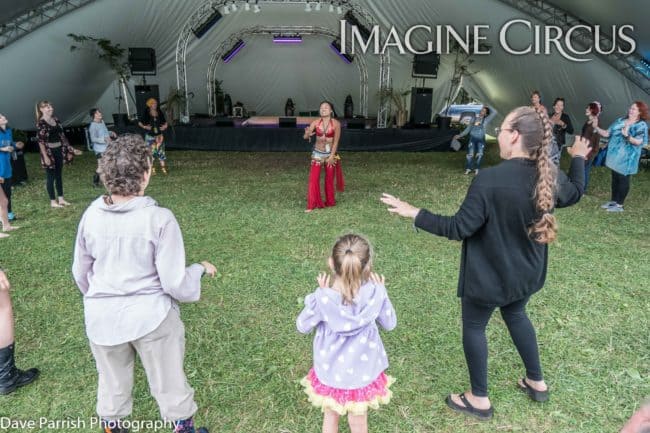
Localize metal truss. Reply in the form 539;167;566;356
176;0;391;125
206;25;368;116
497;0;649;95
0;0;96;49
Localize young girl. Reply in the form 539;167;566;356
297;234;396;433
72;134;214;433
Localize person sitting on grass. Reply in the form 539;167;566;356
72;134;216;433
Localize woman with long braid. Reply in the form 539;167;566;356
381;107;590;420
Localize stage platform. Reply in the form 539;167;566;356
118;118;457;152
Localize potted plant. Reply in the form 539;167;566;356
162;86;187;125
377;87;410;127
68;34;134;119
441;35;491;127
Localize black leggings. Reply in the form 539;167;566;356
462;296;543;397
45;147;64;200
610;170;631;205
0;178;10;213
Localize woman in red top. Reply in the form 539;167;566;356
303;101;344;212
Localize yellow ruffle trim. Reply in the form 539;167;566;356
299;375;396;416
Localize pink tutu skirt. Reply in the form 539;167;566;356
300;368;395;415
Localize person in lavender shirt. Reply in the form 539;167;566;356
297;234;396;433
72;134;215;433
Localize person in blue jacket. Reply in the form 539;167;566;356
454;105;497;175
0;114;24;222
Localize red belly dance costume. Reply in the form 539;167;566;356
306;119;345;210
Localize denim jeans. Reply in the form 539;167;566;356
465;137;485;170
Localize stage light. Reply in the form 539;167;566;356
222;39;246;63
274;34;303;44
344;11;371;41
192;8;223;39
231;2;237;12
305;3;312;12
314;2;321;11
253;1;261;13
330;39;353;63
244;1;250;11
336;5;342;14
222;4;230;14
329;3;334;12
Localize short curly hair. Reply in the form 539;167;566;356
99;134;152;196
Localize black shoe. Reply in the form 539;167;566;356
518;377;549;402
0;343;40;395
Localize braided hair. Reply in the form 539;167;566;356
509;106;558;244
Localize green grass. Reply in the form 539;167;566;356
1;145;648;433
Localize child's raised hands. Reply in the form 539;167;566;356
370;272;386;286
317;272;331;289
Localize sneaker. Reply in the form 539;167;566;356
161;167;168;175
151;167;156;175
7;212;15;221
600;201;616;209
606;204;624;212
474;169;479;175
464;169;471;175
99;419;128;433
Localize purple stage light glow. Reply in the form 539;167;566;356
330;40;353;64
273;36;303;44
222;40;246;63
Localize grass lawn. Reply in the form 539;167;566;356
1;145;648;433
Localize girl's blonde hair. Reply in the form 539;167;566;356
35;100;51;123
331;234;372;304
508;106;558;244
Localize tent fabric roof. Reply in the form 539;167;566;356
0;0;647;130
0;0;52;26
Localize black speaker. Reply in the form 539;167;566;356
128;48;156;75
412;53;440;78
134;85;160;120
279;117;297;128
347;118;365;129
410;87;433;125
215;117;234;127
112;113;129;129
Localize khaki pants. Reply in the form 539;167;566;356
89;306;197;422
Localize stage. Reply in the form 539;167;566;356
118;116;457;152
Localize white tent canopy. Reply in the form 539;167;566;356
0;0;647;130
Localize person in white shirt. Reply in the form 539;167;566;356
72;134;216;433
